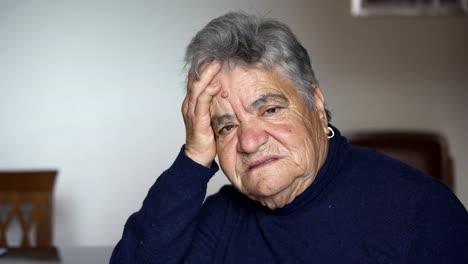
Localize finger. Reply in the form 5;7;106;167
194;80;221;117
186;62;222;118
181;96;189;117
188;61;222;100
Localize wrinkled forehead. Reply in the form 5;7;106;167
214;65;296;95
214;64;260;85
210;65;302;114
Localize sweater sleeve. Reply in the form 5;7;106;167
110;147;219;264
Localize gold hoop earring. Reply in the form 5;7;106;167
327;126;335;139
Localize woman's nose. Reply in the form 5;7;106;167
236;122;268;153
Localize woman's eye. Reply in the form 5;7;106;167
264;107;279;116
219;124;236;134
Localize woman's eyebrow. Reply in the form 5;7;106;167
211;113;234;128
249;93;289;110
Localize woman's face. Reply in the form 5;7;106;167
210;66;329;209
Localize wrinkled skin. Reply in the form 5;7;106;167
182;62;330;209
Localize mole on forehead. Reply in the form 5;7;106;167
221;90;229;98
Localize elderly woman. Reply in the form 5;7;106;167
111;12;467;263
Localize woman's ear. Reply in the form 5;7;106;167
312;84;329;134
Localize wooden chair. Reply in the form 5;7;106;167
0;170;57;249
347;131;454;189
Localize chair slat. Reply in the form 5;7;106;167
0;170;57;249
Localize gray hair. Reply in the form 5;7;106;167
185;12;331;121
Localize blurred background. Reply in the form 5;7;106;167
1;0;467;247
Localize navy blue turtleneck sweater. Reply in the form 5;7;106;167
111;129;468;263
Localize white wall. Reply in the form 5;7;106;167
0;1;466;246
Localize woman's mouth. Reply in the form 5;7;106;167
246;155;281;172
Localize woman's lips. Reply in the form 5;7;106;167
246;155;281;171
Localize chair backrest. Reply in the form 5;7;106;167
0;170;57;248
347;131;453;189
